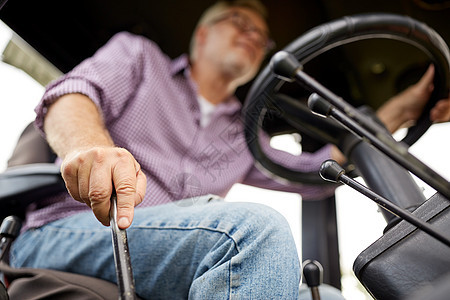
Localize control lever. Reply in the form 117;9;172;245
0;216;21;300
0;216;22;262
320;160;450;248
110;193;137;300
302;259;323;300
270;51;450;200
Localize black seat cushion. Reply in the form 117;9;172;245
0;262;142;300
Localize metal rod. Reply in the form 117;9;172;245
339;173;450;248
0;0;8;10
328;105;450;200
110;193;137;300
294;69;450;199
310;287;321;300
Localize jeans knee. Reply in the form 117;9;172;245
224;202;297;252
222;202;301;295
240;202;292;230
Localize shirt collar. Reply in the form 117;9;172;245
169;54;190;76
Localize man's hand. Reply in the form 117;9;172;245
430;96;450;122
61;146;146;229
44;94;147;229
334;65;450;164
377;65;450;133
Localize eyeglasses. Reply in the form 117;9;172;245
209;11;276;53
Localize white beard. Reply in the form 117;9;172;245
218;51;257;84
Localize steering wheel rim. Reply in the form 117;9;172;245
243;13;450;184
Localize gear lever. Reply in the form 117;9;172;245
110;193;137;300
320;160;450;247
303;259;323;300
0;216;21;262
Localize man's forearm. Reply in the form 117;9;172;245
44;93;115;159
43;93;146;228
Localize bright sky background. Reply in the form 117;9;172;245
0;20;449;299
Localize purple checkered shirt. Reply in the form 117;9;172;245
29;32;335;229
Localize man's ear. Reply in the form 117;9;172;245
195;25;208;46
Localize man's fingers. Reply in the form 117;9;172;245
135;169;147;207
112;149;140;229
431;97;450;122
417;64;435;89
60;157;83;203
60;147;146;228
90;194;113;226
88;151;115;226
77;155;93;204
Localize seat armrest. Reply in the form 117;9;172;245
0;163;66;220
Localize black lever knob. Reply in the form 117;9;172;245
303;259;323;287
303;259;323;300
0;216;22;238
270;51;302;82
319;160;345;183
1;216;23;262
308;93;333;118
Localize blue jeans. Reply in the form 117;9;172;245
11;196;303;299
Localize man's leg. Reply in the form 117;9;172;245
11;197;301;299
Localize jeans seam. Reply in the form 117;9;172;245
131;225;242;252
229;257;233;300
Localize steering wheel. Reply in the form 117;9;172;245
243;13;450;184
